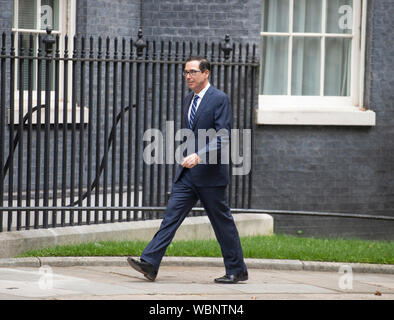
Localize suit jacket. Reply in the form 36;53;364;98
174;85;232;187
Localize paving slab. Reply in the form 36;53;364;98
0;264;393;300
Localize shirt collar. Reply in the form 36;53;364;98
194;82;210;100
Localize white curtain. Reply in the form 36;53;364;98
17;0;59;90
18;0;37;29
325;0;353;96
292;0;322;96
260;0;353;97
260;0;289;95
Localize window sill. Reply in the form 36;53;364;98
256;105;376;126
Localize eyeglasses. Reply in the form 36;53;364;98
182;70;202;77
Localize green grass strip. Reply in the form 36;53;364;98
17;234;394;264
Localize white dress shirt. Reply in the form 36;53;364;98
188;82;211;123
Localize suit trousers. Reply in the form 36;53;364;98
140;169;247;275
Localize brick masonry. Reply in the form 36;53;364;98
140;0;261;44
76;0;140;39
0;0;12;31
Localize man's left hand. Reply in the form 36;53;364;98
181;153;201;168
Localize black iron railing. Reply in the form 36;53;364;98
0;28;259;232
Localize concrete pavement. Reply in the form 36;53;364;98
0;257;393;300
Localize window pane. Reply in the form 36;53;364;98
261;0;289;33
260;36;289;95
41;0;60;30
18;33;36;91
18;0;37;29
326;0;353;34
293;0;322;33
292;37;321;96
324;38;352;96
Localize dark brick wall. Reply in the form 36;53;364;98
140;0;261;44
0;0;12;31
76;0;140;39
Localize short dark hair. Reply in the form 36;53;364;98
185;56;211;72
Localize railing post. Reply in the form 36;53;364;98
42;27;56;228
70;35;78;226
133;29;143;219
126;37;134;221
61;34;69;227
95;36;103;224
87;36;94;224
9;33;15;231
78;36;86;225
17;33;24;230
0;33;5;232
112;37;118;222
119;37;126;222
52;34;60;227
26;33;34;230
221;34;233;205
248;43;257;209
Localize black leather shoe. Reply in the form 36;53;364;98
214;270;248;284
127;257;158;281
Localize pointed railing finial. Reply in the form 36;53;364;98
134;28;147;59
221;34;233;61
42;26;56;56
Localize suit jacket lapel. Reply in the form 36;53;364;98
183;93;193;129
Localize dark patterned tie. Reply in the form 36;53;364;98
189;95;199;129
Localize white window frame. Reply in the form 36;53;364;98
11;0;86;124
257;0;375;126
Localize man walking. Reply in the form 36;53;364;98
127;56;248;284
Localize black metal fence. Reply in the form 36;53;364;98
0;28;259;232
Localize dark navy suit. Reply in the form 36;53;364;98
141;85;247;276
